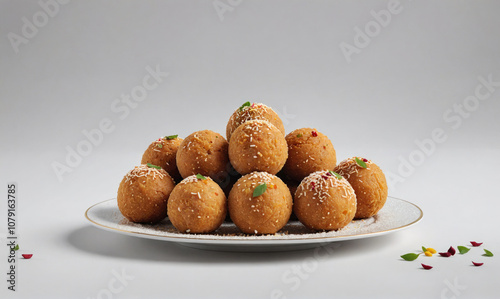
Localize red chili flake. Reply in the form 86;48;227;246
326;171;332;176
22;254;33;259
470;241;483;247
472;261;484;266
321;175;329;180
439;252;452;257
311;131;318;137
448;246;456;256
310;182;316;190
421;263;433;270
362;158;368;162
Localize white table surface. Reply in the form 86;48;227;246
1;1;499;298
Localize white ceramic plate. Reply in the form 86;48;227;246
85;196;422;252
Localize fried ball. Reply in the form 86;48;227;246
167;175;227;233
277;171;300;220
228;120;288;175
176;130;229;180
294;170;356;231
228;172;292;234
282;128;336;182
334;157;388;219
141;135;183;182
117;164;175;224
226;102;285;141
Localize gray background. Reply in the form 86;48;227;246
1;0;499;298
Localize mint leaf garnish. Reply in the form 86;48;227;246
253;183;267;197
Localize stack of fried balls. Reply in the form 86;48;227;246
117;102;388;234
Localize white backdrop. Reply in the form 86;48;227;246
1;1;499;298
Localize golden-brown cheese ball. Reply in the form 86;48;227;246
167;175;227;233
117;164;175;224
141;135;183;182
282;128;336;182
228;120;288;175
226;102;285;141
176;130;229;180
294;170;356;231
334;157;388;219
228;172;292;234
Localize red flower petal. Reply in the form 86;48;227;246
470;241;483;247
421;263;433;270
448;246;456;256
22;254;33;259
472;261;484;266
439;252;451;257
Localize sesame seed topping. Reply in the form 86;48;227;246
124;165;166;183
335;157;372;179
244;171;275;186
297;170;355;201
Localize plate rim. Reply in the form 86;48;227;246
84;196;423;245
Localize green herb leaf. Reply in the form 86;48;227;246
14;244;19;251
164;135;178;140
253;183;267;197
483;249;494;257
401;253;420;261
156;143;163;148
457;246;470;254
146;163;161;169
296;133;303;138
422;246;427;252
355;157;367;169
196;174;206;180
329;170;343;180
239;101;251;111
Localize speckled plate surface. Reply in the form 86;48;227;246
85;196;422;252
